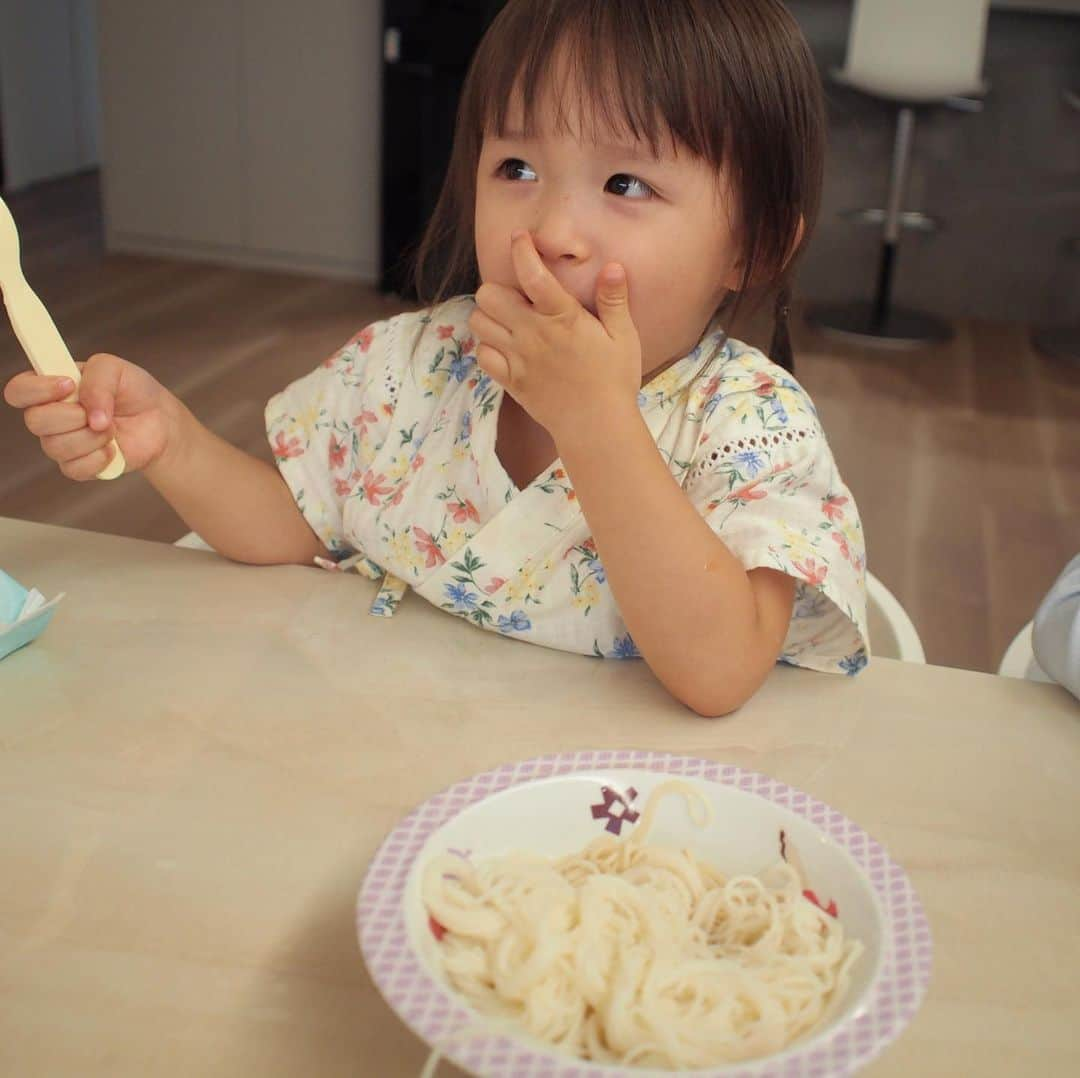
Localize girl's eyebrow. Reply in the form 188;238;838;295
490;131;666;163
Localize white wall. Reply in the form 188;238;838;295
97;0;382;282
0;0;101;191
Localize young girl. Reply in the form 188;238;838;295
3;0;867;715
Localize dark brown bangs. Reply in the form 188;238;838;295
478;1;730;167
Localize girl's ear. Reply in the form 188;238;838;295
721;214;807;293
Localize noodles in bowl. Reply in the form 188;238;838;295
421;782;863;1069
358;754;930;1078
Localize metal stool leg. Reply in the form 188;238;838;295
807;107;953;348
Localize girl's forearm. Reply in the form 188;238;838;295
556;403;791;715
145;392;326;566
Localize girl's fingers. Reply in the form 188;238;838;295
58;444;114;483
474;343;513;389
467;307;515;355
3;373;76;408
24;402;91;438
475;281;531;327
40;425;111;465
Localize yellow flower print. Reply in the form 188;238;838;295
387;530;414;570
780;524;819;564
295;403;321;439
573;579;601;610
445;526;470;554
387;455;410;482
506;565;542;604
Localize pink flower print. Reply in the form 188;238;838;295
753;372;777;396
272;431;304;460
793;557;829;586
361;469;393;505
484;577;507;594
328;435;347;470
727;479;767;505
348;325;375;352
381;403;394;417
389;482;408;507
411;453;425;471
831;530;851;561
413;527;447;568
449;498;480;524
702;375;721;399
334;477;352;497
353;409;379;439
460;336;475;355
437;324;455;340
822;494;849;522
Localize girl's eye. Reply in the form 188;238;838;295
606;173;654;200
497;158;538;182
493;161;653;197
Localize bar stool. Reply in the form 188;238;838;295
806;0;990;348
1032;89;1080;364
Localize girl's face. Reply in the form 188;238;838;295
474;88;744;378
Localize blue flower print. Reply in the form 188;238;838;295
769;396;789;424
497;610;531;633
457;411;472;444
449;353;472;382
733;449;764;477
609;634;640;660
444;582;480;613
839;649;868;676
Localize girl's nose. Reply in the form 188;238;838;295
530;194;589;265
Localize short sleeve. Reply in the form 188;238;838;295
684;359;869;675
265;318;398;554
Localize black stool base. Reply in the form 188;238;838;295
1032;325;1080;363
805;302;953;350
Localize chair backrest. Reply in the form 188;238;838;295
866;571;926;663
841;0;990;102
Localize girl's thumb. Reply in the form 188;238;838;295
595;263;632;337
79;353;124;432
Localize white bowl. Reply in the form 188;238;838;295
358;750;931;1076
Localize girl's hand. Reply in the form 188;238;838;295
467;230;643;443
3;353;174;480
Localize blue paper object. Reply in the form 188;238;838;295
0;569;64;661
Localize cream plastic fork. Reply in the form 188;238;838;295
0;194;124;479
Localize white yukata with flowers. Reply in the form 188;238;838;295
266;295;869;675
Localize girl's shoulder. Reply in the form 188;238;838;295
325;295;476;369
690;335;822;434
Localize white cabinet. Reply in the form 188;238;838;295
98;0;381;281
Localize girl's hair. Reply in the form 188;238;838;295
411;0;825;372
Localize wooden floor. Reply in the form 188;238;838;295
2;172;1077;675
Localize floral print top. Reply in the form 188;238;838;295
266;295;868;674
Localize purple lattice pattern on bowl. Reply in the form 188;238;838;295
357;750;932;1076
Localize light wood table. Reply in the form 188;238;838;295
1;518;1077;1076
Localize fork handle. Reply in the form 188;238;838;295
2;276;125;480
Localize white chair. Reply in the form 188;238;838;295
866;571;926;663
997;620;1055;683
807;0;991;347
175;531;214;552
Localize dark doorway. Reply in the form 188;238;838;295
379;0;507;296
